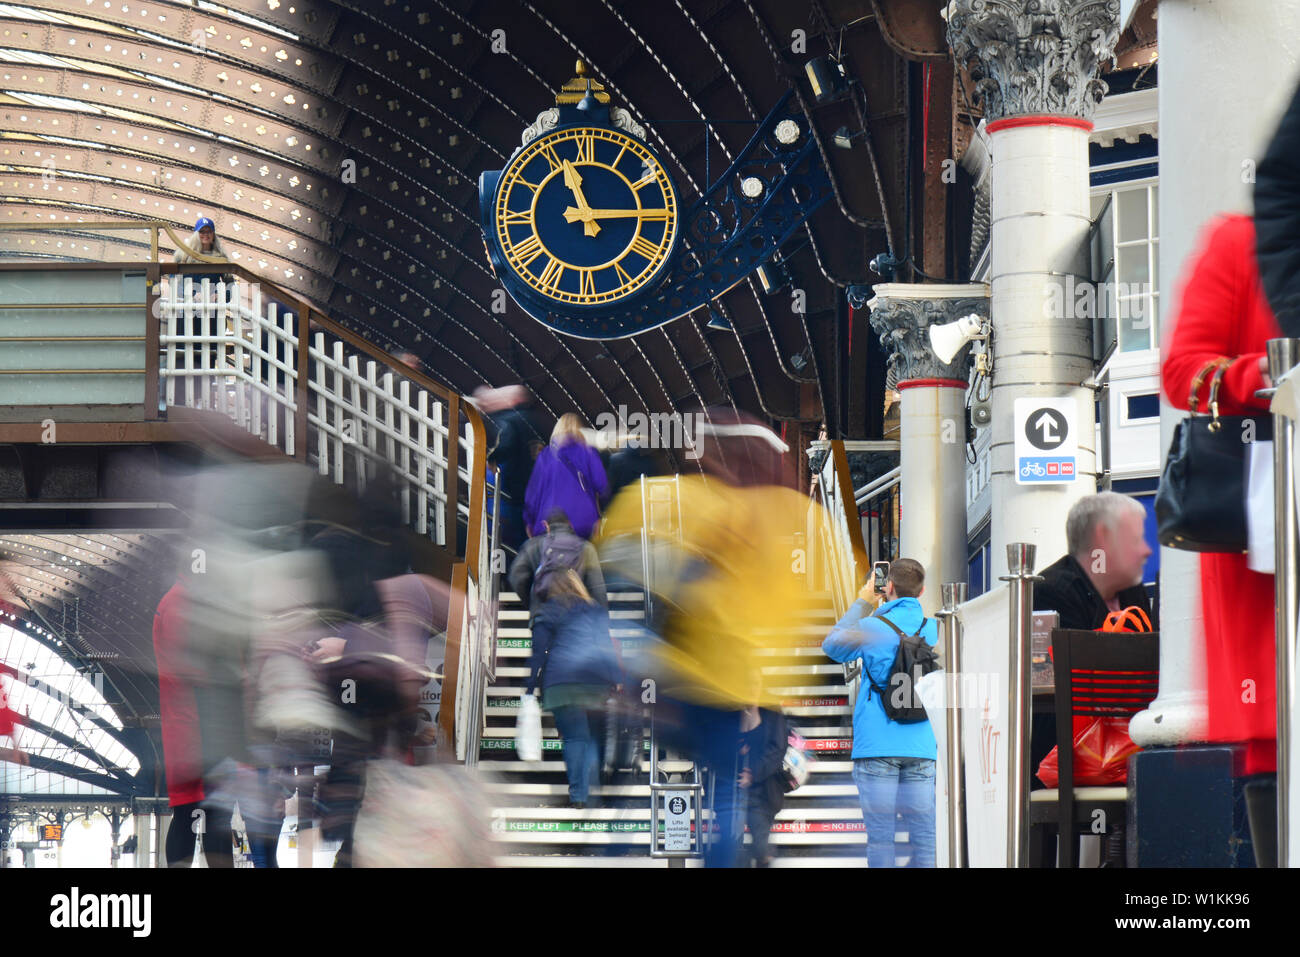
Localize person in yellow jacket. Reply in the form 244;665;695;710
596;409;835;865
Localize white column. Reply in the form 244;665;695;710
947;2;1120;582
1130;0;1300;747
869;283;989;615
986;120;1099;579
133;810;152;868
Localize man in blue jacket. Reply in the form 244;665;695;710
821;558;937;868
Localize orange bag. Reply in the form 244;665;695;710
1036;606;1150;787
1036;716;1141;787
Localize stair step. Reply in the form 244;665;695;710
483;782;860;798
491;830;870;845
495;628;649;640
500;591;645;603
491;807;865;821
485;684;849;700
494;856;702;867
476;759;853;774
478;729;853;752
492;855;869;868
483;696;847;712
759;664;845;676
498;608;646;621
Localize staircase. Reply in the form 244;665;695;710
481;586;870;867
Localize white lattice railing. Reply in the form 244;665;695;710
158;274;460;545
159;268;493;762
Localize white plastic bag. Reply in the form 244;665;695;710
1247;439;1275;574
353;760;494;867
515;693;542;762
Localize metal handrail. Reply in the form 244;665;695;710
854;466;901;507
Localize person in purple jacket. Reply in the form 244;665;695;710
524;414;609;540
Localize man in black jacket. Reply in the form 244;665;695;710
1034;492;1156;631
1256;79;1300;338
1031;491;1155;865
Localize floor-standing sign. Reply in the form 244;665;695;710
662;791;692;853
1014;398;1078;485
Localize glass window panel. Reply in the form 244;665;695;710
1118;244;1150;285
1119;297;1153;352
1118;187;1148;243
1150;186;1159;237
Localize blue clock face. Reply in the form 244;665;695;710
494;126;679;308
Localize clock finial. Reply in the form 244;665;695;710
557;62;609;106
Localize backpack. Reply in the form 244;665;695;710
865;612;939;723
530;528;587;605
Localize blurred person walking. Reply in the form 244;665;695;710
1256;78;1300;337
821;559;938;868
0;665;25;767
1162;213;1280;861
475;385;547;553
524;569;623;808
524;413;608;540
598;408;831;867
153;577;235;867
740;705;788;867
509;508;607;625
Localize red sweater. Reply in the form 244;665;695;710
1161;214;1280;775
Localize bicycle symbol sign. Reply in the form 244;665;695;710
1014;398;1078;485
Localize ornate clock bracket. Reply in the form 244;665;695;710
481;71;834;340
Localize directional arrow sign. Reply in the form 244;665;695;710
1014;398;1079;485
1025;408;1068;451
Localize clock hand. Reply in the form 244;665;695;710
562;207;672;221
561;160;600;237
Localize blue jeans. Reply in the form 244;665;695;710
852;757;936;868
551;705;599;805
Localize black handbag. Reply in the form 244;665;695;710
1155;358;1272;553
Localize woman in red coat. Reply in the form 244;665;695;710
1162;213;1279;778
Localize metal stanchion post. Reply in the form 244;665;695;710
1000;543;1040;868
1268;338;1300;868
937;581;968;868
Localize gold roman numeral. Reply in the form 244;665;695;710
629;235;661;261
578;268;596;298
637;208;671;221
502;210;532;226
539;143;563;171
613;261;634;287
574;133;596;164
632;172;657;191
512;233;544;268
537;257;565;291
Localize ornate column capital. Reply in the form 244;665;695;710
947;0;1122;124
868;283;990;385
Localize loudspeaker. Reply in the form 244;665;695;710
927;313;984;365
971;400;993;428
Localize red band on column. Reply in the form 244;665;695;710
986;115;1094;134
897;378;968;391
